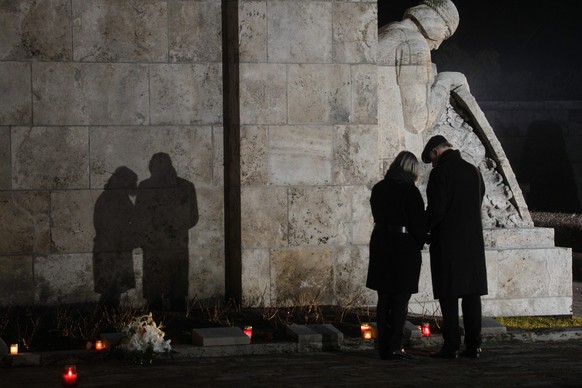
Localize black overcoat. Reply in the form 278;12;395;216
366;170;427;294
426;149;488;299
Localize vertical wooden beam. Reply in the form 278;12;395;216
222;0;242;305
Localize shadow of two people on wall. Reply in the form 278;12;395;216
92;152;199;311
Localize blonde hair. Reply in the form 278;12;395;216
390;151;420;182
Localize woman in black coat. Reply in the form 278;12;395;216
366;151;427;360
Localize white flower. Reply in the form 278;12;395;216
119;312;171;355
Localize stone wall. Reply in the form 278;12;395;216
0;0;573;317
0;0;225;305
238;0;379;307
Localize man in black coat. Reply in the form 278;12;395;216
422;135;487;359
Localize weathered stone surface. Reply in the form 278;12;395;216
239;0;267;62
267;1;332;63
335;246;375;306
351;185;374;245
150;64;222;125
241;187;288;248
268;125;333;185
0;62;31;125
72;0;168;62
169;0;221;63
192;327;250;347
270;247;334;306
188;247;224;300
241;248;271;306
408;248;573;317
288;186;351;247
0;0;71;61
351;65;378;124
12;126;89;190
0;191;50;255
240;63;287;125
50;190;96;254
34;254;99;304
212;126;224;186
90;126;213;189
333;2;377;64
0;256;34;305
0;127;10;188
333;125;379;185
377;66;405;161
241;125;268;185
288;64;351;124
32;63;149;125
483;227;555;249
189;188;224;249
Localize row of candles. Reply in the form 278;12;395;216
9;340;105;355
360;323;431;339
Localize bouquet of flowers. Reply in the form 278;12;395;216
118;312;171;365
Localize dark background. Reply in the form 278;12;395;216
379;1;582;101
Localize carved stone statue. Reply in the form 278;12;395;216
378;0;532;228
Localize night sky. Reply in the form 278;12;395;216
378;1;582;101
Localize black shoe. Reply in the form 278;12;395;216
430;348;459;359
460;347;481;358
382;350;414;361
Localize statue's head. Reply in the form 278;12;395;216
405;0;459;48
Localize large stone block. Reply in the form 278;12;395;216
0;256;34;305
351;65;378;125
333;125;379;185
335;246;376;306
72;0;168;62
169;0;221;62
240;63;287;125
267;1;332;63
189;187;224;249
32;63;149;125
50;190;97;254
34;254;99;305
270;247;334;306
0;127;10;188
239;0;267;62
0;191;50;255
89;126;214;189
12;126;89;190
408;247;572;317
241;248;271;306
351;185;374;245
332;2;377;64
150;64;223;125
377;66;405;160
0;62;31;125
483;227;555;249
288;64;351;124
188;247;225;300
241;125;268;185
0;0;71;61
289;186;352;247
268;125;333;185
241;186;288;248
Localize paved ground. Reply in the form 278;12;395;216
2;281;581;388
3;340;582;387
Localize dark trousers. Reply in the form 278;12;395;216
439;294;482;352
376;291;411;355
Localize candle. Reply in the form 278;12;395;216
243;325;253;339
10;344;18;355
360;323;372;340
422;323;431;337
62;365;78;386
95;340;103;350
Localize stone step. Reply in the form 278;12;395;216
192;327;251;347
